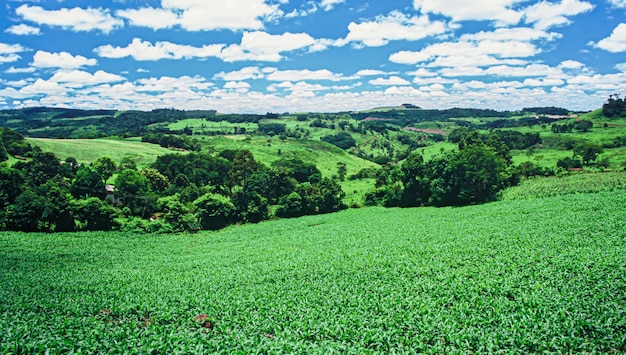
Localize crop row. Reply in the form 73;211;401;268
1;190;625;353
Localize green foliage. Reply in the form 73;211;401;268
71;197;117;231
320;132;356;149
114;169;153;217
194;193;236;230
573;142;604;165
2;191;626;353
91;156;116;183
258;123;286;135
70;166;106;199
602;93;626;117
500;172;626;200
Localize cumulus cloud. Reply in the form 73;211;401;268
594;23;626;53
95;32;320;63
219;31;317;62
369;76;411;86
0;43;26;63
16;5;123;33
5;66;36;74
135;76;213;92
320;0;345;11
338;11;448;47
49;70;126;87
357;69;393;76
32;51;97;69
389;39;538;65
266;69;356;81
5;24;41;36
94;38;224;61
158;0;282;31
607;0;626;8
214;67;267;81
413;0;524;25
523;0;594;30
116;7;179;30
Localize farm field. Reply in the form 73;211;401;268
2;190;625;353
25;137;177;168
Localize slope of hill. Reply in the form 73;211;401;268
1;190;625;353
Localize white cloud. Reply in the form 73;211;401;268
32;51;97;69
357;69;392;76
0;43;25;63
522;78;565;86
49;69;126;87
5;24;41;36
389;39;538;65
523;0;594;30
594;23;626;53
616;63;626;72
267;69;356;81
95;32;319;63
558;60;585;69
224;81;251;90
16;5;123;33
94;38;224;61
214;66;266;81
485;63;563;77
369;76;411;86
408;68;439;77
320;0;345;11
339;11;448;47
608;0;626;8
5;66;36;74
461;27;561;42
159;0;282;31
135;76;213;92
413;0;524;25
219;31;317;62
116;7;179;30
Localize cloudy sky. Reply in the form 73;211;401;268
1;0;625;113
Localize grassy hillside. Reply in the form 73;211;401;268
26;137;183;168
2;190;625;353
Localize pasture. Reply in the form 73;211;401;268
2;190;625;353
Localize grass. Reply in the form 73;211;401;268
1;190;625;353
500;171;626;200
199;135;378;177
26;137;181;167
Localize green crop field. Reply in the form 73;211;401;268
26;137;177;167
500;171;626;200
2;190;625;353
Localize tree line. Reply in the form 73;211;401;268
0;128;345;233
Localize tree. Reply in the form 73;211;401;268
232;190;268;223
337;162;347;181
321;132;356;149
140;168;169;193
573;142;603;165
4;191;46;232
230;150;259;190
91;156;116;183
194;193;236;230
0;144;7;162
72;197;118;231
14;151;63;187
71;166;106;199
115;169;152;217
428;146;508;207
400;152;430;207
118;157;137;171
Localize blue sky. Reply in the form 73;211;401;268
0;0;625;113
